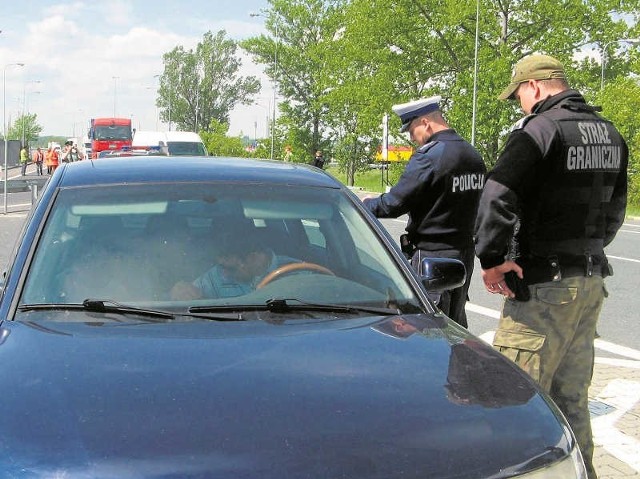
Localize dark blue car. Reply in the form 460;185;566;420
0;157;586;478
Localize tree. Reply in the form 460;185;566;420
157;30;261;133
241;1;638;200
332;0;637;169
240;0;344;161
200;119;249;157
7;113;43;145
598;77;640;206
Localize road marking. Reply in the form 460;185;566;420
595;357;640;369
478;330;495;344
476;324;640;472
466;302;500;319
592;379;640;472
469;305;640;361
608;254;640;263
594;339;640;361
619;229;640;234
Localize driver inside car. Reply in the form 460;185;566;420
170;235;301;300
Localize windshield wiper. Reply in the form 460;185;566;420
19;299;245;322
190;298;399;316
19;299;175;320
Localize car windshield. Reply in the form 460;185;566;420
19;183;422;317
94;125;132;141
167;141;207;156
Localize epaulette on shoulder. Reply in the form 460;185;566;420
417;140;438;154
510;114;537;132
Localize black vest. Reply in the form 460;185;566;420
519;100;627;258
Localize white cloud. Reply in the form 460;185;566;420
1;0;271;139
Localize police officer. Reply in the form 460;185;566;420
474;54;628;479
363;96;486;328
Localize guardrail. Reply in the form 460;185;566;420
0;177;50;204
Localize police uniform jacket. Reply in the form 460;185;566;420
364;129;486;251
475;90;628;272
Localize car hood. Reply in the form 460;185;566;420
0;313;569;478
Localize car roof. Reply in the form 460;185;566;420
55;156;342;189
164;131;202;142
132;130;166;145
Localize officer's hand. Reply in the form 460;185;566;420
481;261;523;298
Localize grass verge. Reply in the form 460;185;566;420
325;167;388;193
327;166;640;220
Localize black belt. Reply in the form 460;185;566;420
520;253;612;284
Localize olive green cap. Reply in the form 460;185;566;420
498;54;566;100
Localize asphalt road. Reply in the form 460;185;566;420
1;170;639;477
374;213;640;353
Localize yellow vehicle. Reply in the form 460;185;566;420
374;145;413;163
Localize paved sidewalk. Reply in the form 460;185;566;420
590;350;640;478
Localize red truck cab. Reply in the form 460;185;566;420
89;118;133;159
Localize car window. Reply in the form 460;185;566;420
19;183;421;315
167;141;207;156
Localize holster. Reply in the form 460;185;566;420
400;234;416;260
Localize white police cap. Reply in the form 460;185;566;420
392;96;442;132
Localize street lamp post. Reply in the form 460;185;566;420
250;11;279;161
145;86;159;130
253;99;271;139
3;62;25;215
600;38;640;90
112;76;119;116
195;64;203;132
471;0;479;146
22;79;41;146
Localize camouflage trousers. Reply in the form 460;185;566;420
492;275;605;479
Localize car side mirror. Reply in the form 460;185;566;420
420;257;466;292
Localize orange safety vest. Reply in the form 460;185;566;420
46;149;59;167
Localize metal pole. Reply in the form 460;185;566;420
21;82;25;147
112;76;119;116
3;62;24;215
600;38;640;90
251;11;278;161
471;0;479;146
2;67;6;215
21;80;41;147
271;22;279;161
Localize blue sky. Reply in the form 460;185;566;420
0;0;273;138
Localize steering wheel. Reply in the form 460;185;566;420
257;262;335;289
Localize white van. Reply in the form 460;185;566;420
164;131;208;156
132;131;168;153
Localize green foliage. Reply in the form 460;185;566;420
334;0;637;169
387;162;407;186
200;119;249;157
597;77;640;206
241;0;636;197
326;166;386;193
240;0;344;162
6;113;43;145
157;30;260;133
35;135;67;148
